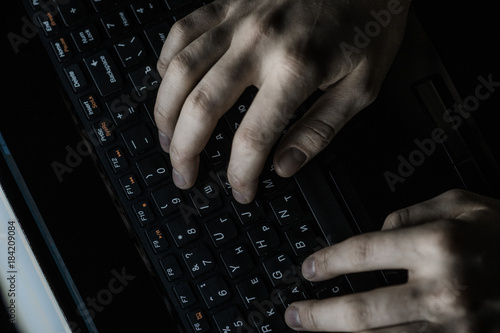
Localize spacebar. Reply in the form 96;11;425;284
294;159;354;246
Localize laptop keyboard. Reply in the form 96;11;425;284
24;0;398;332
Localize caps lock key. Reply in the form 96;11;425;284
84;50;123;96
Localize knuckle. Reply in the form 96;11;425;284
234;123;274;153
185;87;216;120
299;117;336;152
441;189;472;205
344;298;372;330
385;208;410;228
348;236;373;268
299;301;322;331
168;143;191;166
169;49;197;75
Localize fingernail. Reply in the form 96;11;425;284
172;168;186;188
158;131;171;152
285;306;302;329
232;189;248;204
278;147;307;176
302;257;316;280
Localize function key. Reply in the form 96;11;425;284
71;25;101;53
58;0;89;26
63;63;88;93
121;124;155;156
106;146;129;173
131;0;162;24
119;174;142;199
79;94;102;120
186;310;210;333
132;201;155;226
146;226;168;253
159;255;183;281
51;37;74;62
101;9;133;38
173;282;196;308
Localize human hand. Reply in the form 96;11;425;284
284;189;500;332
154;0;410;203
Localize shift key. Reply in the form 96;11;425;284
84;51;123;96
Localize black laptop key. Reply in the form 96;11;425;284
220;244;253;279
71;25;101;53
58;0;89;26
92;119;115;145
128;64;161;97
182;245;215;278
285;222;319;256
204;130;231;166
231;200;264;225
224;88;255;133
165;216;200;247
187;310;210;333
79;94;102;120
132;201;155;226
101;9;133;38
144;22;170;58
205;215;238;247
247;222;280;256
136;154;170;186
165;0;187;10
249;305;286;333
160;255;183;281
315;276;352;299
189;182;223;216
131;0;162;24
260;164;287;197
84;50;124;96
37;12;60;37
51;37;74;62
114;35;147;68
278;284;308;309
270;193;303;226
121;124;154;156
146;226;168;253
63;63;88;93
174;282;197;308
151;184;183;217
88;0;115;12
198;275;231;309
236;276;269;309
262;253;297;286
107;146;129;173
213;307;251;333
119;174;142;199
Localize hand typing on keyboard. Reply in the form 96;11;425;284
154;0;410;203
285;189;500;332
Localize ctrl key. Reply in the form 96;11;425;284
187;310;210;333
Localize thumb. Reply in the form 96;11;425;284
274;72;376;178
